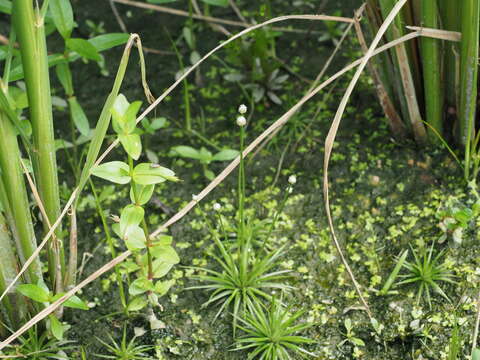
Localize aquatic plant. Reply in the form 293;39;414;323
234;297;315;359
187;106;291;329
95;325;154;360
395;243;456;308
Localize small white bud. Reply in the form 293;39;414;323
288;175;297;185
192;194;199;201
236;116;247;127
238;104;247;114
213;203;221;211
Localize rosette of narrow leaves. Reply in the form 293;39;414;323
188;235;291;326
395;243;456;309
95;324;154;359
234;298;315;359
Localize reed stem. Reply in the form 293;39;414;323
421;0;443;140
459;0;480;180
12;0;65;285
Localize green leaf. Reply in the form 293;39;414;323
88;33;130;52
55;63;73;95
127;296;148;311
66;38;102;62
151;260;174;278
212;149;239;162
68;97;90;136
119;133;142;160
90;161;131;184
124;225;147;251
171;146;201;160
199;0;228;6
133;163;178;185
129;183;155;205
52;294;89;310
198;147;214;164
120;204;144;236
17;284;50;303
150;245;180;264
124;101;142;133
154;279;175;296
473;349;480;360
155;234;173;246
0;0;11;14
49;315;64;341
129;277;154;296
50;0;74;39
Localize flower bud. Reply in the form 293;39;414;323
238;104;247;114
236;116;247;127
288;175;297;185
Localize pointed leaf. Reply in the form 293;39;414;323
17;284;50;303
50;0;74;39
119;133;142;160
133;163;178;185
90;161;130;184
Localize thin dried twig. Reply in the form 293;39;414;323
112;0;353;32
354;5;406;136
322;0;409;320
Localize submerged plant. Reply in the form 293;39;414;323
395;243;456;308
95;325;153;360
234;298;315;359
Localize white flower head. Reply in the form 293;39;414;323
236;115;247;127
213;203;221;211
238;104;247;114
192;194;199;202
288;175;297;185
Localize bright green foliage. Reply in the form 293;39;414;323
16;282;88;340
395;243;456;308
1;325;74;359
95;325;154;359
234;298;315;359
189;237;291;324
170;145;238;180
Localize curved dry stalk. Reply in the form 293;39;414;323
112;0;353;32
0;23;460;348
322;0;409;320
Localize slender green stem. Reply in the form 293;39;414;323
421;0;443;140
0;209;28;328
459;0;480;180
13;0;64;285
128;156;153;280
89;179;128;311
0;110;43;285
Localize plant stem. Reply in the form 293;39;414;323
421;0;443;140
0;110;43;285
89;179;128;311
13;0;65;285
128;156;153;280
459;0;480;180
